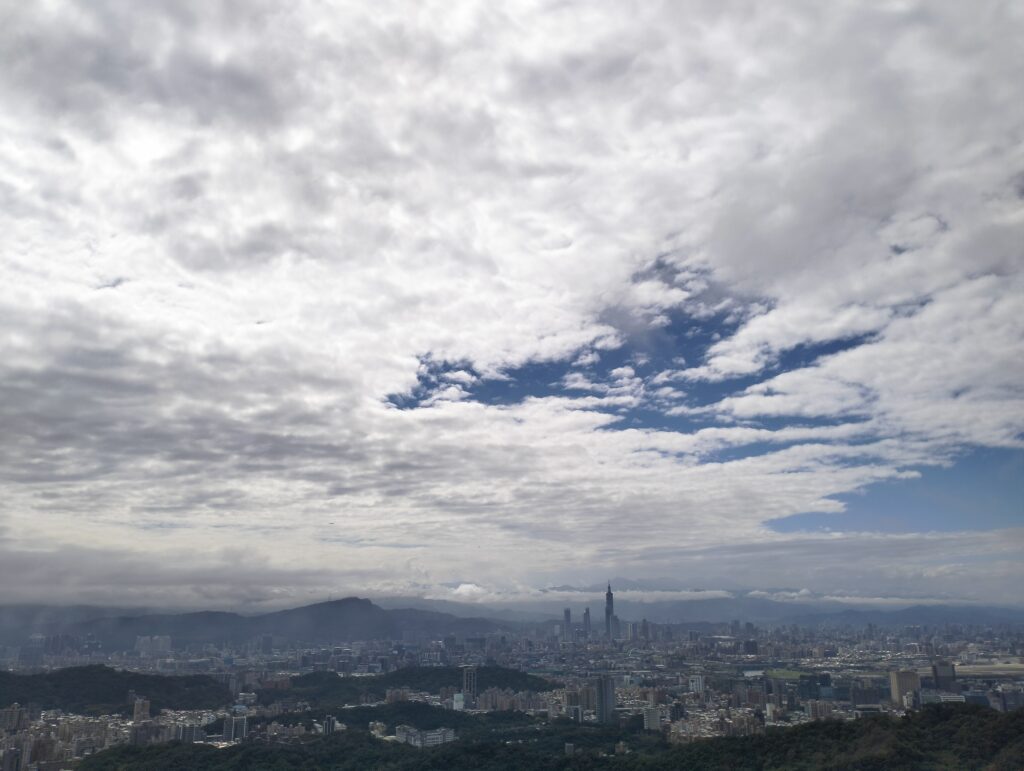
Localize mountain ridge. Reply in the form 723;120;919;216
0;598;504;648
4;596;1022;649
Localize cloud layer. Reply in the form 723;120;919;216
1;0;1021;609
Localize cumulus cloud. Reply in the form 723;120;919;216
0;0;1021;607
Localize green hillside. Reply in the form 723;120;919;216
377;665;556;693
207;701;534;739
79;704;1024;770
259;666;557;707
0;665;230;716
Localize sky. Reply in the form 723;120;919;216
0;0;1021;612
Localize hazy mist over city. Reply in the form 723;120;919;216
1;0;1021;618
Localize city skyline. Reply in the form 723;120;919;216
0;0;1022;610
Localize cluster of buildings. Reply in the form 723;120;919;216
0;702;218;771
393;724;457;748
3;585;1023;767
886;661;1023;711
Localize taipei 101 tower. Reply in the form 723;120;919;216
604;582;614;639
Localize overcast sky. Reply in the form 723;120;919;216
1;0;1021;611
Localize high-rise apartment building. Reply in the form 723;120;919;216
889;670;921;705
932;661;957;692
580;685;597;711
1;748;22;771
806;700;834;720
223;715;248;742
596;674;616;724
462;666;478;701
132;698;150;723
175;725;203;743
0;705;28;733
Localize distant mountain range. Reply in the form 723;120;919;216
3;594;1022;649
781;604;1024;628
372;593;1024;626
0;598;503;648
375;595;1024;628
608;598;1024;628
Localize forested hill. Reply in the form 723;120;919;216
377;665;556;694
78;703;1024;770
662;704;1024;770
0;666;230;716
258;666;558;707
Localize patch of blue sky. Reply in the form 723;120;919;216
767;333;878;377
387;308;735;410
766;446;1024;534
389;309;879;434
697;432;876;464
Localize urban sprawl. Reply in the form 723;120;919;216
2;587;1023;769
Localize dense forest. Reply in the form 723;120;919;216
0;665;230;716
79;704;1024;770
258;666;557;707
0;664;553;718
205;701;537;741
378;664;556;694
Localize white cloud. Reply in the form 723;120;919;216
443;370;478;385
450;583;488;598
609;366;635;380
714;274;1024;448
0;0;1020;606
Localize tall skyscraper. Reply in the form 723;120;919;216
462;665;478;701
596;674;616;724
583;607;591;639
563;608;571;641
605;583;614;639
